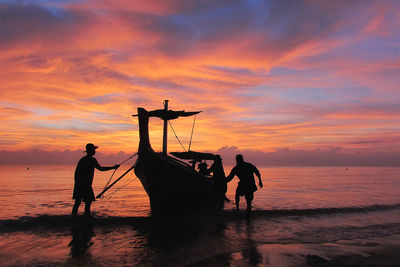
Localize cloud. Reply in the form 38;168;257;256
351;140;383;145
0;0;399;158
0;3;88;52
2;147;399;167
0;149;135;165
215;146;400;167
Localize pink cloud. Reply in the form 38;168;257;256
0;0;399;160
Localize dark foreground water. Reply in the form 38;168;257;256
1;165;400;266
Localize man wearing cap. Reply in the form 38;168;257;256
72;143;119;217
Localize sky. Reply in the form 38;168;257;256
0;0;400;165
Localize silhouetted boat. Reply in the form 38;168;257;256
133;101;222;213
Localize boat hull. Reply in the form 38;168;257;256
134;107;222;214
134;149;220;213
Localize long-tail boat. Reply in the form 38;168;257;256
132;100;223;213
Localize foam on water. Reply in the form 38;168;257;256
2;202;400;232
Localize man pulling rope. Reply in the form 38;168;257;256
72;143;120;217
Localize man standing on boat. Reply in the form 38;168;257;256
72;143;119;217
226;154;262;214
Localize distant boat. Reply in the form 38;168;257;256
133;101;223;213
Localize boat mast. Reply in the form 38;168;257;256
162;100;168;154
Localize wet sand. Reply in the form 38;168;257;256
1;218;400;266
193;234;400;266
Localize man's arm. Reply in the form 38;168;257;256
94;159;119;171
205;164;214;175
226;167;237;182
252;164;263;188
257;172;263;188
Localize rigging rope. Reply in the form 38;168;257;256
120;153;138;165
103;170;137;199
168;120;187;152
104;169;117;189
101;152;138;197
188;114;196;151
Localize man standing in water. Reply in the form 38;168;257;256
72;143;119;217
227;154;262;214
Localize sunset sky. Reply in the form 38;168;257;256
1;0;400;164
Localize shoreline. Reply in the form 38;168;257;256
194;234;400;266
255;234;400;266
2;225;400;266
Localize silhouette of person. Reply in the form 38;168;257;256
207;155;229;208
198;162;208;175
226;154;262;214
72;143;119;217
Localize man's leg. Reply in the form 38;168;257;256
72;199;81;216
245;192;254;214
235;195;240;211
84;201;92;216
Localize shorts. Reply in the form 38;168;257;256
235;183;257;197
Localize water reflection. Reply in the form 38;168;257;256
68;219;95;265
242;220;263;265
228;217;263;266
130;213;234;265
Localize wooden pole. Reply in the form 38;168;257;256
162;100;168;154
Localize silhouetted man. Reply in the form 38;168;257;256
72;143;119;217
227;154;262;214
198;162;208;175
206;155;229;208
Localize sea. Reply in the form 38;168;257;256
1;165;400;266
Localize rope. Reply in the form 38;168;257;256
188;114;196;151
118;153;138;165
168;120;187;152
101;152;138;197
105;178;137;199
104;171;137;199
104;169;117;188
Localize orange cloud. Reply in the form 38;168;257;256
0;0;399;159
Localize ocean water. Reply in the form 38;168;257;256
1;165;400;266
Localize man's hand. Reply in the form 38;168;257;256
114;164;120;169
259;181;263;188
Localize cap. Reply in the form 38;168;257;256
84;143;98;152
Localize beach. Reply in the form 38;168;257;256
193;235;400;266
249;235;400;267
2;215;400;266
